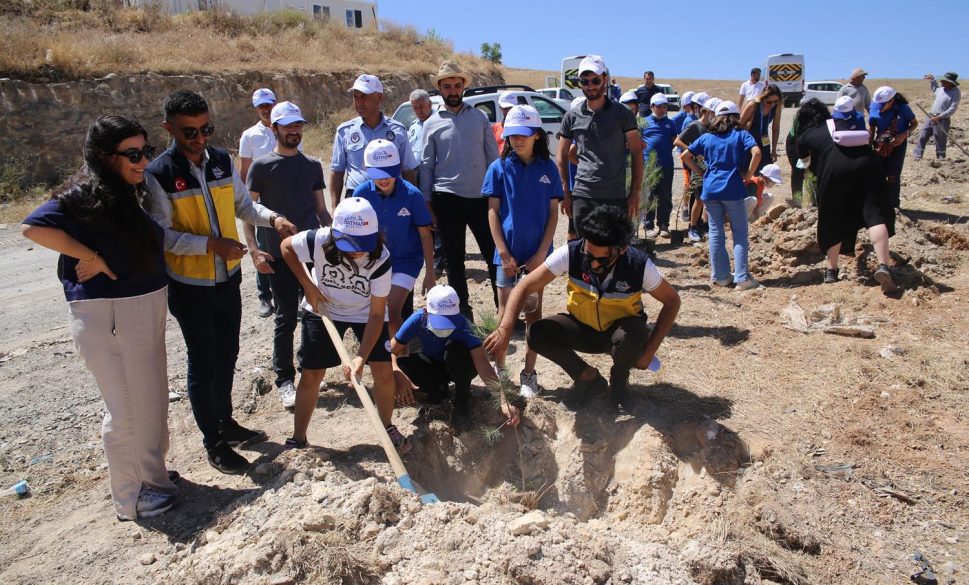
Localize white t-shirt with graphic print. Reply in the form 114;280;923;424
290;227;391;323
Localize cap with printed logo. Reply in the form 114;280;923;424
872;86;897;105
761;164;783;185
332;197;379;253
578;55;607;76
426;285;461;330
498;91;518;110
619;90;637;104
833;95;855;118
270;101;307;126
501;105;541;138
680;91;696;106
349;74;384;95
252;88;276;107
715;100;740;116
364;139;401;180
692;92;710;109
650;93;668;106
704;97;722;112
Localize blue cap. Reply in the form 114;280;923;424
332;231;378;253
832;110;852;120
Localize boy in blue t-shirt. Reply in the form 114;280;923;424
641;94;677;236
390;285;520;431
353;139;435;336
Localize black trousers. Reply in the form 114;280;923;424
431;192;497;315
396;342;475;402
268;259;303;387
527;313;650;382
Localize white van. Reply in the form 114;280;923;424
803;81;844;106
764;53;805;107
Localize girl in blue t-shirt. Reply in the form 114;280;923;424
483;105;563;397
682;101;763;290
868;86;918;209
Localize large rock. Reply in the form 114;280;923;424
507;511;549;536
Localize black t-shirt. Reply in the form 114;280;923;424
247;151;326;259
634;85;661;115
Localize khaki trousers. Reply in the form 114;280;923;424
69;287;177;519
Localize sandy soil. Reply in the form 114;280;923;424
0;81;967;585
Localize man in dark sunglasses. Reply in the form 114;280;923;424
557;55;643;238
145;90;297;476
485;205;680;411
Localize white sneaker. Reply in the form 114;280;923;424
735;278;761;291
136;487;176;518
278;380;297;409
519;370;540;399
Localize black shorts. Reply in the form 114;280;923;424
298;314;391;371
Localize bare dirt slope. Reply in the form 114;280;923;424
1;93;968;585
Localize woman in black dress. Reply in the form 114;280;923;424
794;99;898;293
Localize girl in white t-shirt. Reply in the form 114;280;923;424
280;197;410;453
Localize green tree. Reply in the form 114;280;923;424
480;42;502;65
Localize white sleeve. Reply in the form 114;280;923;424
370;260;393;298
239;132;252;159
289;230;313;264
544;245;570;277
739;82;746;96
642;259;663;292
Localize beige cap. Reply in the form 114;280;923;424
849;67;868;80
435;60;472;87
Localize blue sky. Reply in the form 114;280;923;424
377;0;967;80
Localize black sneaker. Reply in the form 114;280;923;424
572;372;608;404
258;298;274;318
283;437;308;450
824;268;839;284
450;394;474;433
206;441;250;475
221;420;268;448
609;371;635;412
874;264;898;294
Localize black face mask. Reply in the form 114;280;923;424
584;247;619;278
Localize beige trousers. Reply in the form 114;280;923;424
69;287;178;519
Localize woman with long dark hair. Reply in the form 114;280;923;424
740;83;783;170
868;86;917;209
682;101;762;290
21;116;178;520
795;98;898;293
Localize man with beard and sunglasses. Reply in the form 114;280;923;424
420;60;500;319
146;90;297;475
242;102;330;411
557;55;643;238
485;205;680;410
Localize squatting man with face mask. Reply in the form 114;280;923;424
485;205;680;411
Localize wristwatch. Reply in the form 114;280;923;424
270;212;285;228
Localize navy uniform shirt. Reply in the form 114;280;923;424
331;114;417;190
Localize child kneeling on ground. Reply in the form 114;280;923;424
744;163;783;220
280;197;410;453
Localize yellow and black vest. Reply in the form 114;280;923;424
146;146;241;286
566;239;647;331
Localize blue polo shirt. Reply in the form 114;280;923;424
869;102;916;135
482;153;564;266
331;114;417;191
394;309;482;361
672;111;695;135
833;110;866;130
641;115;677;169
688;128;758;201
354;178;432;277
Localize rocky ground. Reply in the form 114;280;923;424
0;104;967;585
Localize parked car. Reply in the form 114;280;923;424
392;85;567;155
803;81;844;106
539;87;577;109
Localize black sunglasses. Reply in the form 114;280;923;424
178;124;215;139
583;246;617;265
579;77;603;87
114;145;156;163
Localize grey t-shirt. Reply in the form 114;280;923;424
837;83;871;116
560;99;638;200
678;119;710;147
247;151;326;260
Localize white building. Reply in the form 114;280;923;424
129;0;378;28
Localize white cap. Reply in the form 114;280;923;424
332;197;379;253
715;100;740;116
498;91;518;109
761;163;783;184
364;139;401;180
270;101;307;126
704;97;722;112
681;91;696;106
501;105;542;138
349;74;383;94
426;285;461;329
252;88;276;107
650;93;668;106
872;86;896;104
619;90;637;104
833;95;855;113
570;96;585;109
578;55;607;76
692;92;710;108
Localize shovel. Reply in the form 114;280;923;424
316;303;439;504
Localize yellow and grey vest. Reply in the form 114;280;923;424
565;239;647;331
146;146;240;286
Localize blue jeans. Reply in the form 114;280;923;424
705;198;750;283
